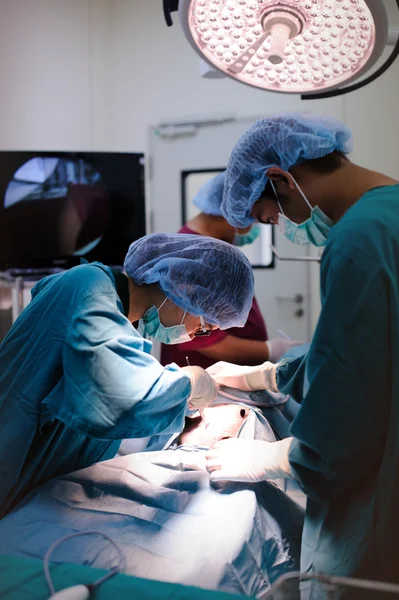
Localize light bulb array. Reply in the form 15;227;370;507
185;0;379;93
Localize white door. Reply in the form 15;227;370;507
148;116;315;342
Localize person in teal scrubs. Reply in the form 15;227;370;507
0;232;254;518
205;113;399;588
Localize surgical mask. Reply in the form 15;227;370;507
233;223;261;247
138;298;192;345
270;178;334;247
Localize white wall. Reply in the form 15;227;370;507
0;0;399;336
0;0;91;150
0;0;114;151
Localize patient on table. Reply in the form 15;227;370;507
178;403;250;448
0;396;304;597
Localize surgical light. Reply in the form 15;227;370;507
164;0;399;99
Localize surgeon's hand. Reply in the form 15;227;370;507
206;361;278;392
266;338;304;363
181;365;218;409
205;438;293;482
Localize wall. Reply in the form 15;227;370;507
0;0;90;150
0;0;399;337
0;0;113;151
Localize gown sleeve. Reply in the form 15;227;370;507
45;290;191;439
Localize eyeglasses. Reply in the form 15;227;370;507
194;315;211;337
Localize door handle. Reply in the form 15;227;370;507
276;293;304;304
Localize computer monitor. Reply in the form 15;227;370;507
0;151;146;271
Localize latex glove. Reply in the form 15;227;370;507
206;361;278;392
206;438;293;482
181;365;218;409
266;338;304;363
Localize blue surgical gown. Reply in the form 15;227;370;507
276;185;399;585
0;262;190;518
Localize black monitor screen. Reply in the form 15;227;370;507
0;151;146;270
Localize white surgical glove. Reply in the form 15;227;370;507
206;361;278;392
181;365;218;409
266;339;304;363
206;438;293;482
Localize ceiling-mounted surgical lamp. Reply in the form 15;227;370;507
163;0;399;99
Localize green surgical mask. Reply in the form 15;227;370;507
138;299;191;345
233;223;261;247
270;178;333;247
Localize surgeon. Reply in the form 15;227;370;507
205;113;399;587
161;172;302;369
0;233;254;518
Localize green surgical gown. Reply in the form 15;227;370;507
0;262;190;518
276;185;399;585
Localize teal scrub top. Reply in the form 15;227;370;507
276;185;399;585
0;262;190;518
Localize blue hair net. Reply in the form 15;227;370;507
192;172;225;216
221;112;353;227
124;233;254;330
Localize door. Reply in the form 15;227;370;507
148;116;313;342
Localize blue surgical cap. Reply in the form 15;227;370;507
221;112;353;227
192;172;225;216
124;233;254;330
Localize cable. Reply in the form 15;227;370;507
301;0;399;100
43;531;125;596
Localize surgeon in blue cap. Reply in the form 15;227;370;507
206;113;399;588
0;233;254;518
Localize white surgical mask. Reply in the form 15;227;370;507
270;178;334;247
138;299;192;345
